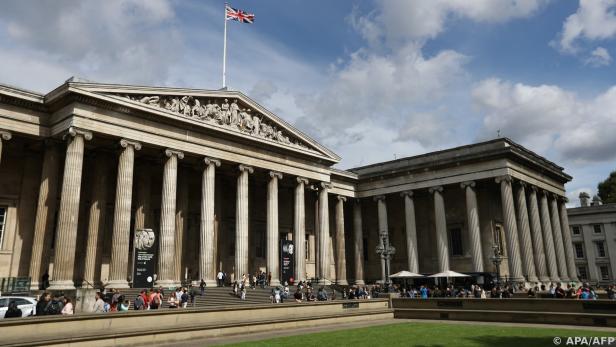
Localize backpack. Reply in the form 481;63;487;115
151;294;161;306
134;296;144;310
45;300;62;315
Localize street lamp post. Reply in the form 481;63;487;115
490;244;503;287
376;229;396;292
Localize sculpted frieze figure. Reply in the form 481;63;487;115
120;93;311;151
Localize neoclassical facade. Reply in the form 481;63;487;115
0;79;578;290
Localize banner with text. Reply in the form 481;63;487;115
132;228;157;288
281;239;295;285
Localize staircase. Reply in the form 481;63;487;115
116;286;345;309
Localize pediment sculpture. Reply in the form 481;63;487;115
119;94;313;152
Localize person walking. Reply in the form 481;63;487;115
217;271;224;287
200;279;206;296
92;292;105;313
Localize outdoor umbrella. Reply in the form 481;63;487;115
428;270;470;286
390;271;424;278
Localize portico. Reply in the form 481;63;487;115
0;79;577;290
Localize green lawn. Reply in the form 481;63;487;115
225;322;616;347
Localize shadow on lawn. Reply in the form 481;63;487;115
465;335;558;347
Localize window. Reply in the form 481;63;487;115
449;227;463;256
572;226;581;235
596;241;607;258
578;266;588;281
574;243;585;259
0;298;7;308
600;265;610;281
593;224;603;234
0;206;6;248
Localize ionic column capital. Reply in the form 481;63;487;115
517;180;528;188
296;177;309;185
428;186;443;194
238;164;254;174
119;139;142;151
164;148;184;159
373;195;386;202
320;182;332;190
559;196;569;203
495;175;512;184
269;171;283;180
529;185;539;193
460;181;476;189
0;130;12;141
337;195;347;203
400;190;414;198
203;157;221;167
65;127;93;141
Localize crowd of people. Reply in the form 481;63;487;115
393;282;605;300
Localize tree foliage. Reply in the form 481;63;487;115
597;170;616;204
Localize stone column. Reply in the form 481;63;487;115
317;183;330;282
514;182;538;283
48;127;92;290
353;199;365;285
460;182;484;273
134;164;152;231
174;168;189;282
267;171;283;286
539;190;560;282
495;176;524;282
200;157;220;286
528;186;549;283
334;195;348;285
156;149;184;287
374;195;388;282
550;194;570;282
0;130;11;165
401;191;419;273
559;198;579;282
29;141;61;290
294;177;308;282
81;155;110;287
235;164;253;281
429;186;449;273
108;139;141;288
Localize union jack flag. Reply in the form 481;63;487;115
226;5;254;24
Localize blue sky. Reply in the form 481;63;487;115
1;0;616;205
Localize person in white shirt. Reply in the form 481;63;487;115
217;271;224;287
92;292;105;313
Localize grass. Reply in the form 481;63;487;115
224;322;616;347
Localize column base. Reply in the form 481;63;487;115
549;277;561;284
269;279;281;287
538;276;550;284
80;280;102;289
526;275;539;283
155;279;180;289
568;277;580;283
47;280;76;291
337;279;349;285
29;281;41;291
559;276;571;283
354;279;365;286
105;279;130;289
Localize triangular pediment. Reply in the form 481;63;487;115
65;82;339;162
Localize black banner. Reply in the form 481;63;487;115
281;240;295;285
132;228;157;288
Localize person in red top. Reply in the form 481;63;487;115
140;289;150;309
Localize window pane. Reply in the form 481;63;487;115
572;226;580;235
0;298;7;308
574;243;584;258
593;225;602;234
600;266;610;280
597;242;606;257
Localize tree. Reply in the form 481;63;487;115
597;171;616;204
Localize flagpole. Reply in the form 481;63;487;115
222;3;228;89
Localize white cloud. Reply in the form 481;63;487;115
585;46;612;66
556;0;616;53
351;0;548;44
472;78;616;163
